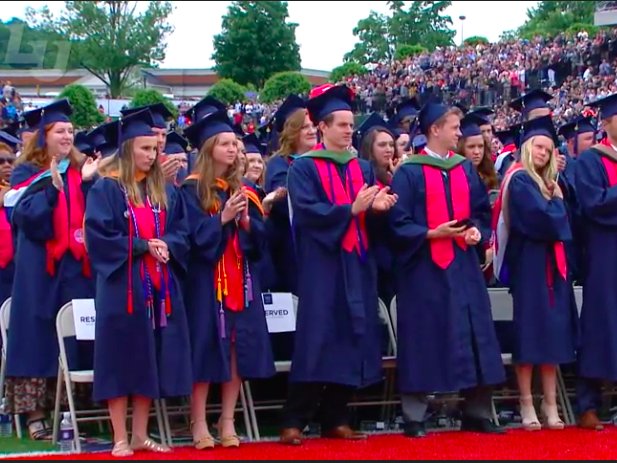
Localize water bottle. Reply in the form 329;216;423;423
58;412;75;453
0;398;12;437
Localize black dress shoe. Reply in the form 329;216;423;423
403;421;427;438
460;416;505;434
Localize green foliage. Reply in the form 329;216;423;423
260;71;311;103
59;84;105;129
330;62;368;83
394;44;428;60
130;88;178;118
0;18;80;69
566;22;599;36
208;78;247;105
499;30;519;42
516;1;597;39
345;1;455;65
464;36;489;46
213;1;301;88
26;1;174;98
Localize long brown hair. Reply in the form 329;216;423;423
360;128;394;186
100;139;168;208
275;108;308;157
456;137;499;190
16;123;84;169
195;134;242;212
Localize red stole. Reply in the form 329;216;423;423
131;203;167;291
421;152;470;269
210;178;245;312
0;207;13;269
313;158;368;256
46;166;91;278
599;138;617;186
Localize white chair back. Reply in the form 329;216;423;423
488;288;513;321
389;297;397;338
0;298;11;349
378;298;397;356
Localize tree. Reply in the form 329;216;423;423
0;18;80;69
130;88;178;119
207;79;247;105
516;1;598;39
345;1;455;65
395;44;428;61
212;1;301;88
26;1;174;98
59;84;105;129
330;62;368;84
464;36;489;46
260;71;311;103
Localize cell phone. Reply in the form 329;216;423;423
453;218;472;229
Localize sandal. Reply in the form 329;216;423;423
27;418;53;441
190;420;215;450
217;417;240;448
130;437;171;453
111;440;134;458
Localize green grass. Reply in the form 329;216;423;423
0;436;56;455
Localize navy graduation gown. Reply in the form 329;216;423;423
575;147;617;381
84;178;192;401
264;155;297;293
179;180;274;383
389;158;505;393
6;162;95;379
506;171;577;365
242;178;277;291
286;155;383;388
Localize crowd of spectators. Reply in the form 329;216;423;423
340;27;617;130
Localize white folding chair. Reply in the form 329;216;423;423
243;294;298;440
0;298;22;438
52;301;168;452
488;287;575;425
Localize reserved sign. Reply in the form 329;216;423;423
72;298;96;341
261;292;296;333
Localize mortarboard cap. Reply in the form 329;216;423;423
393;98;420;125
307;84;353;125
460;113;487;139
121;102;173;129
74;131;94;156
186;96;227;123
588;93;617;120
22;99;73;148
468;106;494;126
495;126;519;147
165;131;188;155
412;134;427;151
519;115;558;147
242;133;264;155
0;130;21;151
274;94;306;133
88;121;120;157
355;112;393;140
112;109;157;156
509;89;553;116
184;109;234;152
418;101;450;135
557;116;596;140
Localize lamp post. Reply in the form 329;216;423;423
459;15;466;46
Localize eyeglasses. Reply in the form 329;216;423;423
0;158;14;165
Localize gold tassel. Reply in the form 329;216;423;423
216;263;222;303
222;254;228;296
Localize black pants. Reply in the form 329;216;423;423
280;382;354;432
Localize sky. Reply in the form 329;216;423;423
0;0;540;72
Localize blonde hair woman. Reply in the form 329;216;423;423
181;109;274;450
496;115;576;431
5;99;98;440
84;109;192;456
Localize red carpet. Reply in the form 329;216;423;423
5;428;617;460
